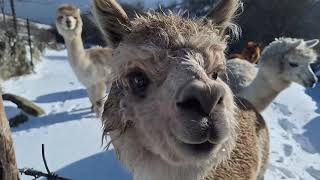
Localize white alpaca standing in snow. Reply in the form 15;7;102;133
55;5;113;116
222;38;319;112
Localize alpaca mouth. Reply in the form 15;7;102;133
182;141;216;154
304;78;318;88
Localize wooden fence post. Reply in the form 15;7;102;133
0;95;19;180
9;0;17;36
0;0;6;30
26;18;34;69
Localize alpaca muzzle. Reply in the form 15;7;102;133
311;62;320;82
176;80;225;116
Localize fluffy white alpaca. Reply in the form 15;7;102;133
222;38;319;112
55;5;113;116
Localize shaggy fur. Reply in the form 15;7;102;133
229;41;261;64
56;5;114;116
94;0;269;179
221;37;319;112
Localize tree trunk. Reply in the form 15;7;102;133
0;95;19;180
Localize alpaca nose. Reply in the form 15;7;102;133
176;80;225;116
66;19;72;27
311;62;320;79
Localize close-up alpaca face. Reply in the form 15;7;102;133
110;40;237;165
95;0;239;168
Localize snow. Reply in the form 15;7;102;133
2;49;131;180
263;84;320;180
2;49;320;179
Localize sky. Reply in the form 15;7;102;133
3;0;177;24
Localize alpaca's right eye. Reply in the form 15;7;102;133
127;71;150;98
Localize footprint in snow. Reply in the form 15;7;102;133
269;165;296;179
293;134;317;154
283;144;293;157
273;102;292;116
306;166;320;180
278;118;297;133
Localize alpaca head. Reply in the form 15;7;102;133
259;38;319;88
56;4;82;40
243;41;261;63
95;0;239;169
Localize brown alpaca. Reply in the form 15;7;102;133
229;41;261;64
94;0;269;180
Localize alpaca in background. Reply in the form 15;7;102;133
229;41;261;64
222;38;319;112
55;5;113;116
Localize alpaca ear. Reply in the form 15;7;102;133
206;0;241;34
305;39;319;48
290;40;303;49
92;0;131;47
77;8;81;14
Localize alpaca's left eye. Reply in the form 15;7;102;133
128;71;150;98
211;72;219;80
289;62;299;68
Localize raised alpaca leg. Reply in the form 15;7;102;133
87;82;106;115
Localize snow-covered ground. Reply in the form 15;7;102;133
2;49;320;180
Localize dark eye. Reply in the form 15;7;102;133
211;72;219;80
289;62;299;68
289;62;299;67
128;71;150;98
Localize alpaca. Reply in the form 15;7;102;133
55;4;113;116
93;0;269;180
229;41;261;64
222;38;319;112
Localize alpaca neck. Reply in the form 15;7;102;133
133;156;206;180
64;35;86;66
238;69;290;112
116;131;208;180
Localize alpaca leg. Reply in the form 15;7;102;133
86;86;96;112
91;82;108;117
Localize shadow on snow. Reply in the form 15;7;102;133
35;89;87;103
57;150;132;180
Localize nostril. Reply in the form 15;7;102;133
217;96;223;105
176;98;207;116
